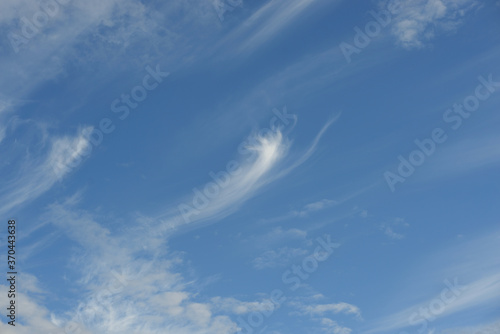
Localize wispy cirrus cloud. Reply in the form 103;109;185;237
0;0;219;125
0;125;91;216
216;0;339;57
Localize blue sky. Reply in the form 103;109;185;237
1;0;500;333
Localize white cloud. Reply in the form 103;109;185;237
298;302;362;318
291;199;338;217
0;273;77;333
287;299;359;334
320;318;353;334
303;199;338;212
386;0;481;48
380;217;409;240
211;297;276;315
0;125;5;144
249;227;308;249
252;247;309;269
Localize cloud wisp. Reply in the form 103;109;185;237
0;126;91;216
386;0;481;49
157;118;337;235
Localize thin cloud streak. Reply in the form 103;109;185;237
215;0;338;57
0;128;91;216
